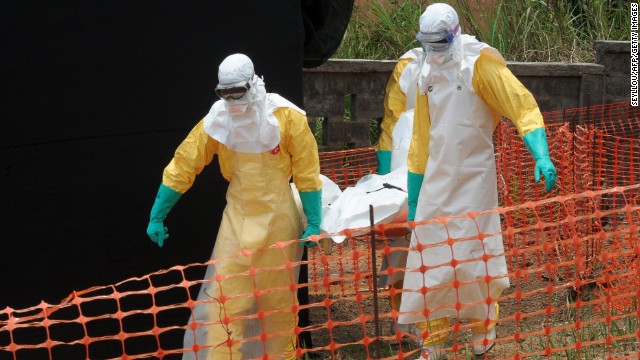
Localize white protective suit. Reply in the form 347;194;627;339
399;3;546;345
161;54;322;360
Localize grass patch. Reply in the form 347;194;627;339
334;0;631;62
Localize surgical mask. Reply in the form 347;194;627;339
225;97;252;116
424;46;454;65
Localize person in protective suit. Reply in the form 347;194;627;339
146;53;322;360
374;8;425;342
375;45;422;176
398;4;557;360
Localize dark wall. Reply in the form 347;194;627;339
0;0;305;311
302;40;634;151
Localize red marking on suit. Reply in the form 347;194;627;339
269;145;281;155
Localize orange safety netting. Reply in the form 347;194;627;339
1;101;639;359
318;147;378;189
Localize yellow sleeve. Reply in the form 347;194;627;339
376;57;414;151
162;119;219;193
278;108;322;192
472;53;545;136
407;91;431;175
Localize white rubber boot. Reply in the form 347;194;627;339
471;326;496;357
419;344;447;360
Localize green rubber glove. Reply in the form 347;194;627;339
523;128;557;193
407;171;424;223
299;189;322;248
376;150;392;175
147;184;182;248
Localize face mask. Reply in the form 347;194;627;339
223;87;257;116
225;98;252;115
425;49;454;65
227;103;249;115
417;23;460;66
425;52;453;66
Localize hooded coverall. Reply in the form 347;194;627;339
400;35;546;346
162;105;321;359
376;47;423;173
375;47;423;320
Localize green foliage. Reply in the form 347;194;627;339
334;0;423;60
334;0;631;62
314;117;325;145
515;292;639;359
455;0;632;62
370;117;382;146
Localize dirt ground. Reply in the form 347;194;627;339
305;279;541;360
302;238;638;360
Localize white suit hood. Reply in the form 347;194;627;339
204;53;283;153
416;4;505;94
416;4;464;91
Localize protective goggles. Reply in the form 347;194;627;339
416;23;460;52
215;82;251;100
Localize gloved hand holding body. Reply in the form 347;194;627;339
147;183;182;247
523;128;557;192
299;189;322;247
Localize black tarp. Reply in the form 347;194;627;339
1;0;352;358
302;0;354;68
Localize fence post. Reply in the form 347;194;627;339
369;205;381;358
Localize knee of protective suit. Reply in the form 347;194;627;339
416;318;450;346
471;302;500;334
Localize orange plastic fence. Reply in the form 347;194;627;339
318;147;378;189
1;101;639;360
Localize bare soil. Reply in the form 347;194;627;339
303;238;638;360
